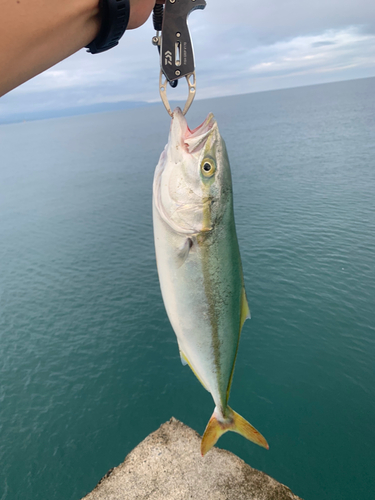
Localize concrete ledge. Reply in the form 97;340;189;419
83;417;302;500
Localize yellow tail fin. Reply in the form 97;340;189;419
201;406;269;456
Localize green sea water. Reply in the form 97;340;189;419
0;77;374;500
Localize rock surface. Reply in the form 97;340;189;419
83;418;302;500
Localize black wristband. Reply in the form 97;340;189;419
86;0;130;54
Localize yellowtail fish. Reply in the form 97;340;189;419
153;108;268;455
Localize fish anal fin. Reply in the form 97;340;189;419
201;406;268;456
240;287;251;330
226;287;250;401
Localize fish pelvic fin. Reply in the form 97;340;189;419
179;350;209;392
200;406;268;456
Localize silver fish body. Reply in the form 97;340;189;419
153;108;268;454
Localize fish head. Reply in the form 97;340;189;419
154;107;232;235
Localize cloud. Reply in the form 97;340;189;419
204;0;375;40
246;28;375;76
191;25;375;98
1;0;375;119
312;41;336;47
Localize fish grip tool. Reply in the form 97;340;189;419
152;0;206;116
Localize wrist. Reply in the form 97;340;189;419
86;0;130;54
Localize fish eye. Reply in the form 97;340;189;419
201;159;216;177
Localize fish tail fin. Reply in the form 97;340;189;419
200;405;269;456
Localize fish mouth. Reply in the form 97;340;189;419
188;112;216;138
171;107;217;154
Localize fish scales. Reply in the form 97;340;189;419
152;107;268;455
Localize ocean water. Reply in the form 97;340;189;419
0;77;374;500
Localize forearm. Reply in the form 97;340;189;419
0;0;101;96
0;0;159;97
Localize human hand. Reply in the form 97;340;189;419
128;0;165;30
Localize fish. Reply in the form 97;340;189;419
152;107;268;456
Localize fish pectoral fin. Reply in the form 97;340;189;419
201;406;269;456
176;237;193;268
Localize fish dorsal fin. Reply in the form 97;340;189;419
240;287;251;331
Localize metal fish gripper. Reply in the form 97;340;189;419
152;0;206;116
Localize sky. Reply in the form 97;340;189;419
1;0;375;119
